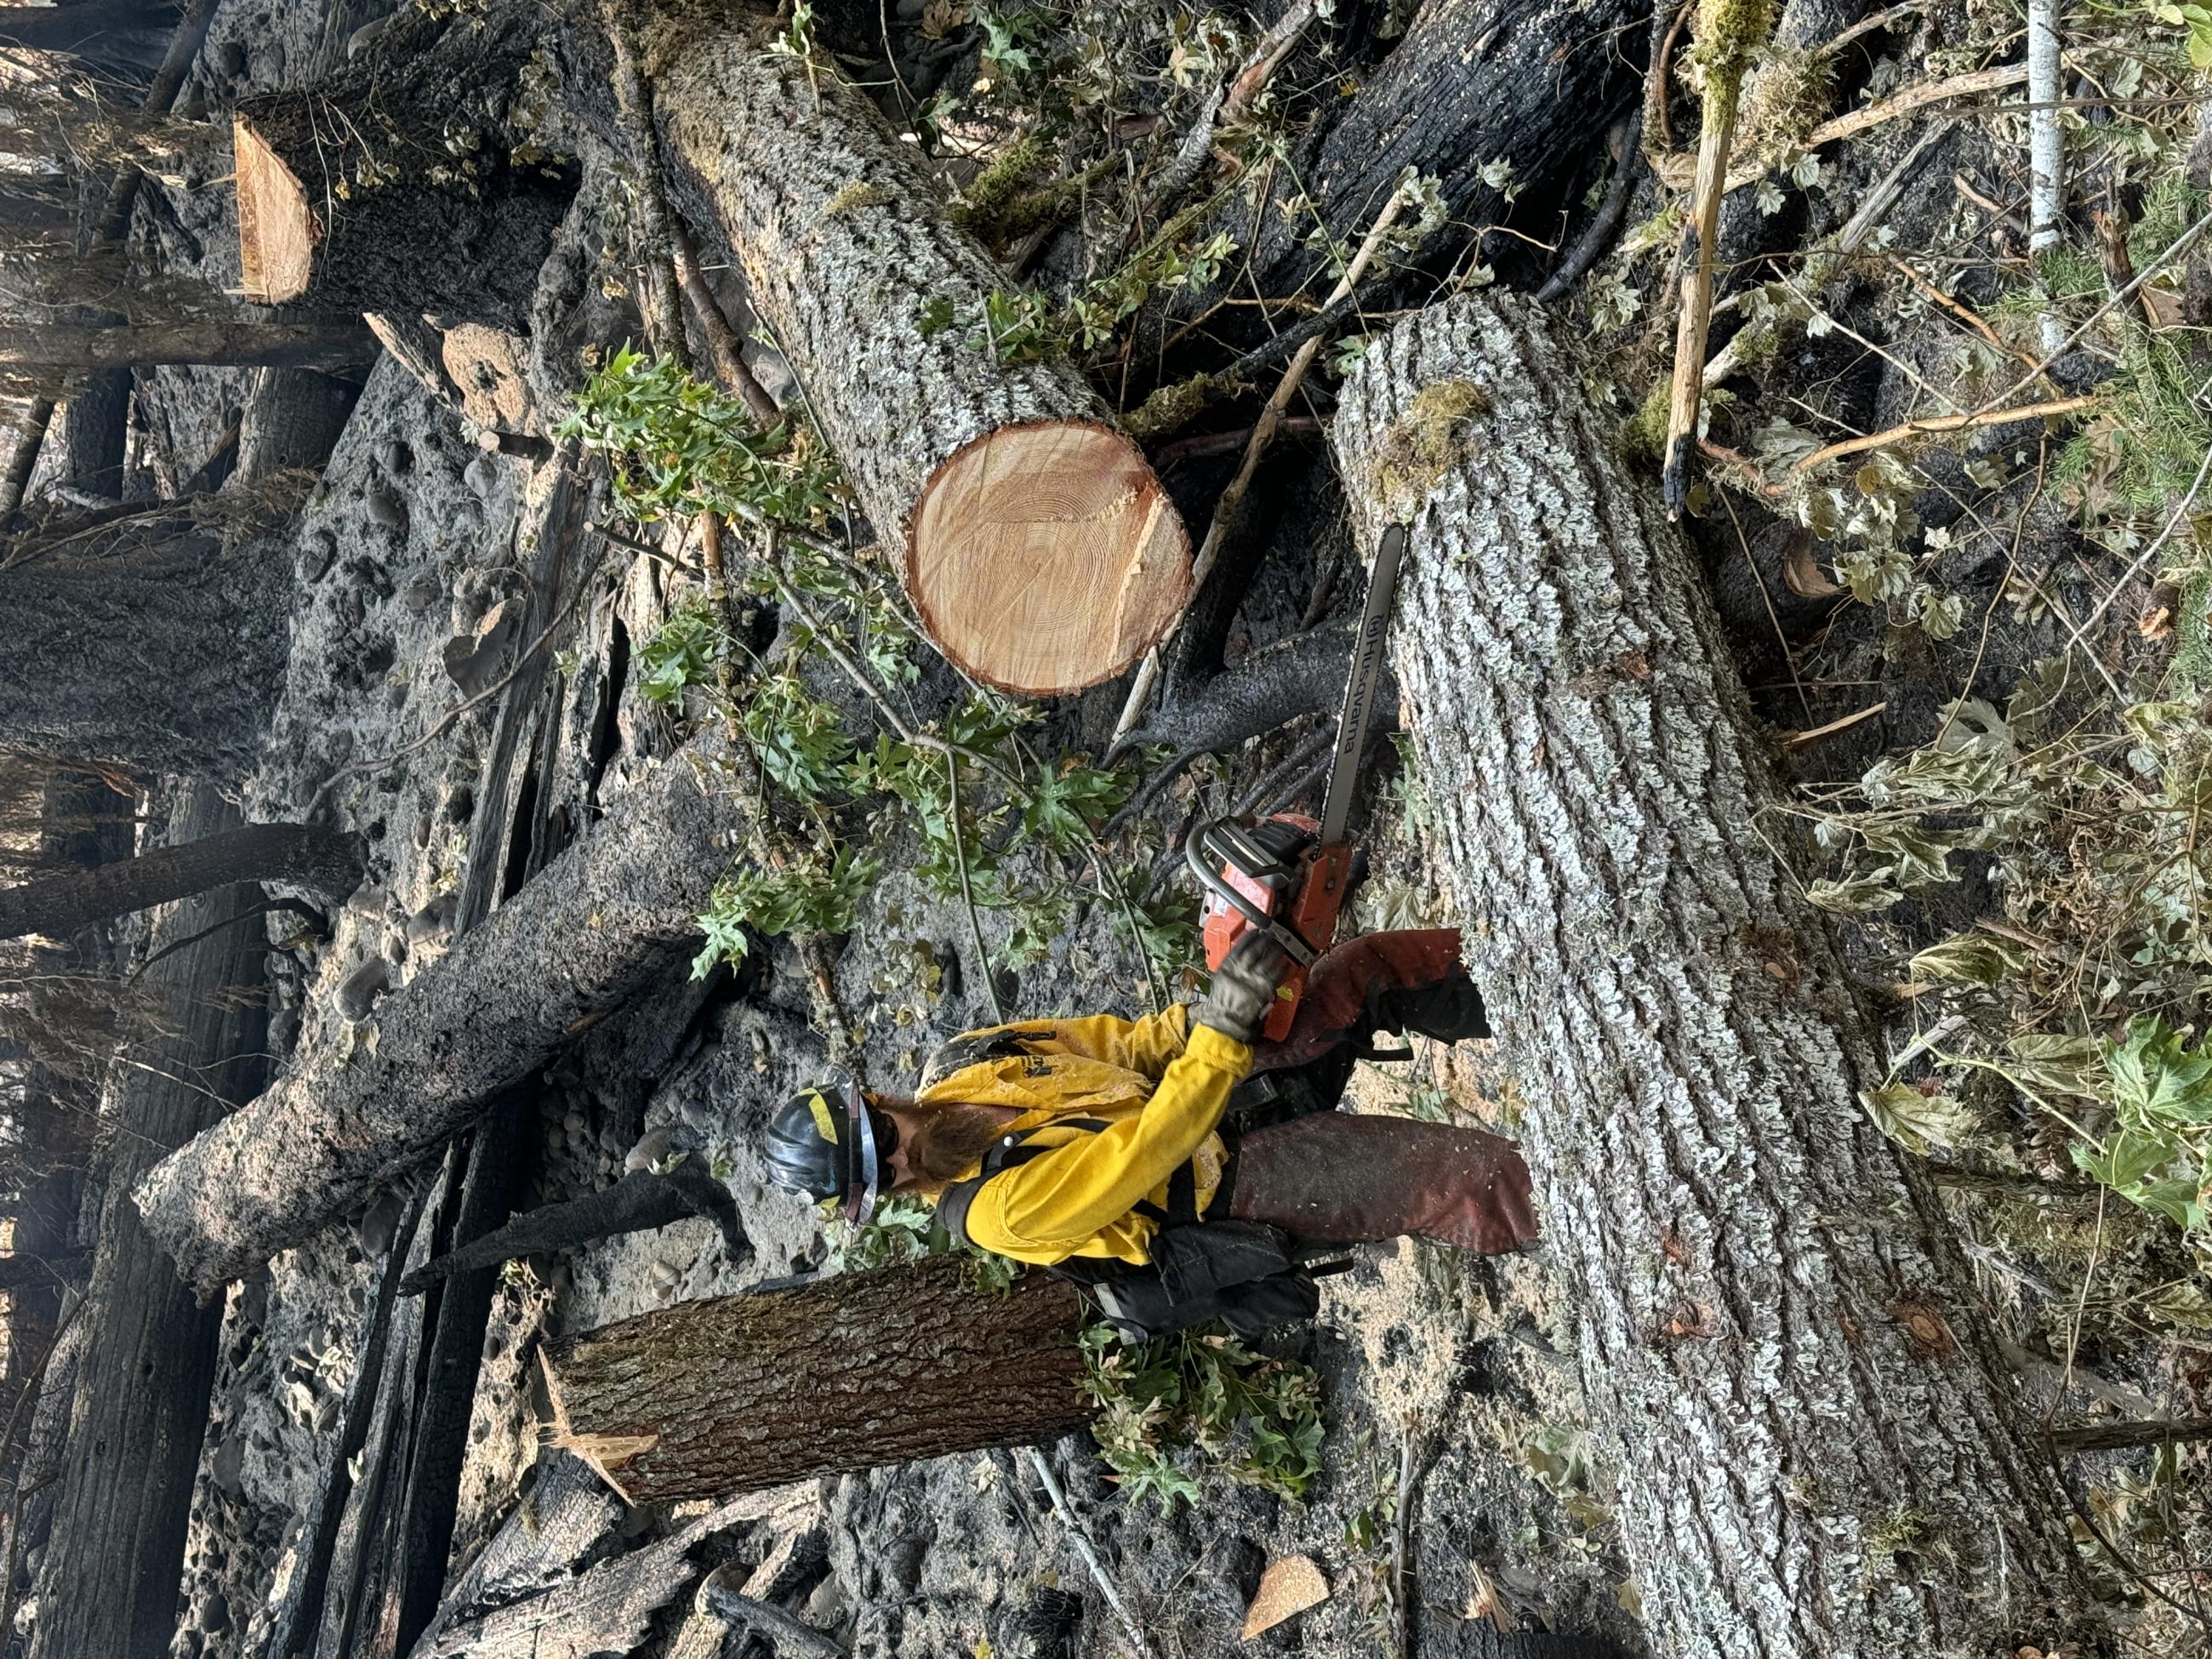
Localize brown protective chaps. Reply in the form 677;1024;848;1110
1227;928;1538;1254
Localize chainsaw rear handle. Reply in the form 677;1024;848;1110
1183;819;1320;966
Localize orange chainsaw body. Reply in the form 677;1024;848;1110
1198;813;1353;1041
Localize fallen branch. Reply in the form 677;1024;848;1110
698;1571;846;1658
670;217;778;425
1782;395;2094;477
1662;0;1773;514
1145;0;1317;225
2047;1418;2212;1454
1113;182;1412;744
1021;1446;1153;1659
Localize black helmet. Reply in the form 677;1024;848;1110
763;1071;885;1223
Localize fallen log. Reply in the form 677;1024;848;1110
647;17;1189;695
0;819;362;942
539;1256;1086;1505
1179;0;1653;305
0;321;378;372
406;1451;626;1652
231;5;579;327
1328;293;2087;1652
413;1496;778;1659
399;1163;747;1295
29;784;274;1659
133;730;751;1299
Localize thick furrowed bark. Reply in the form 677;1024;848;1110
29;785;272;1659
650;22;1189;695
540;1257;1087;1505
1329;295;2087;1655
132;733;752;1299
0;320;377;372
0;819;362;942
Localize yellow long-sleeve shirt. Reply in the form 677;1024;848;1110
915;1006;1253;1266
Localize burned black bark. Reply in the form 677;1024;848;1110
134;728;750;1298
29;784;273;1659
399;1163;747;1295
0;509;295;777
1174;0;1653;314
60;368;129;503
0;320;378;372
0;2;177;73
233;5;582;328
0;819;362;942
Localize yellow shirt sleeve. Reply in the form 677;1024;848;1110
1025;1004;1192;1080
961;1023;1251;1261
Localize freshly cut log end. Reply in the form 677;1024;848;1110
234;113;316;305
907;419;1190;694
652;39;1193;697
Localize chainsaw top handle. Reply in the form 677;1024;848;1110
1183;818;1320;966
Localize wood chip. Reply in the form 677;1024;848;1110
1240;1554;1328;1639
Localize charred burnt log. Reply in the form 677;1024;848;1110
399;1162;747;1296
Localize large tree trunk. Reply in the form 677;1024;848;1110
1328;294;2086;1653
231;5;579;328
30;784;273;1659
652;20;1190;696
542;1257;1087;1505
133;729;752;1299
0;509;294;776
0;819;362;941
0;319;376;372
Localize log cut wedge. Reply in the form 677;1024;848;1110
1329;294;2089;1655
649;30;1189;694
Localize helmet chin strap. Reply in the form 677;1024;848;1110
836;1075;881;1225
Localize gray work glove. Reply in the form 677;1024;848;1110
1194;932;1291;1045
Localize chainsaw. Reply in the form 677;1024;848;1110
1183;523;1407;1041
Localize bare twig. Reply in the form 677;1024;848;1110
1538;112;1645;305
1777;701;1886;746
1021;1446;1153;1659
1114;182;1414;743
1782;395;2094;476
948;752;1004;1024
1149;414;1322;469
1146;0;1317;222
1390;1423;1422;1659
1662;0;1772;514
670;216;780;425
2048;1417;2212;1454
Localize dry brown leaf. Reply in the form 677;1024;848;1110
919;0;967;39
1241;1554;1329;1639
1782;533;1844;599
2142;287;2186;330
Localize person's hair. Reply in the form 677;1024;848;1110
890;1103;1014;1194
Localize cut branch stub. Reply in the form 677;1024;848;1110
225;4;579;328
652;32;1189;695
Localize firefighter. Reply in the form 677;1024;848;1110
762;929;1537;1304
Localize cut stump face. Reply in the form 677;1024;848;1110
906;420;1190;696
233;115;316;305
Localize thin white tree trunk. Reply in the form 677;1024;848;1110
2027;0;2067;354
1330;294;2088;1656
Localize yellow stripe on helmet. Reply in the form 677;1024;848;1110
806;1091;839;1144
